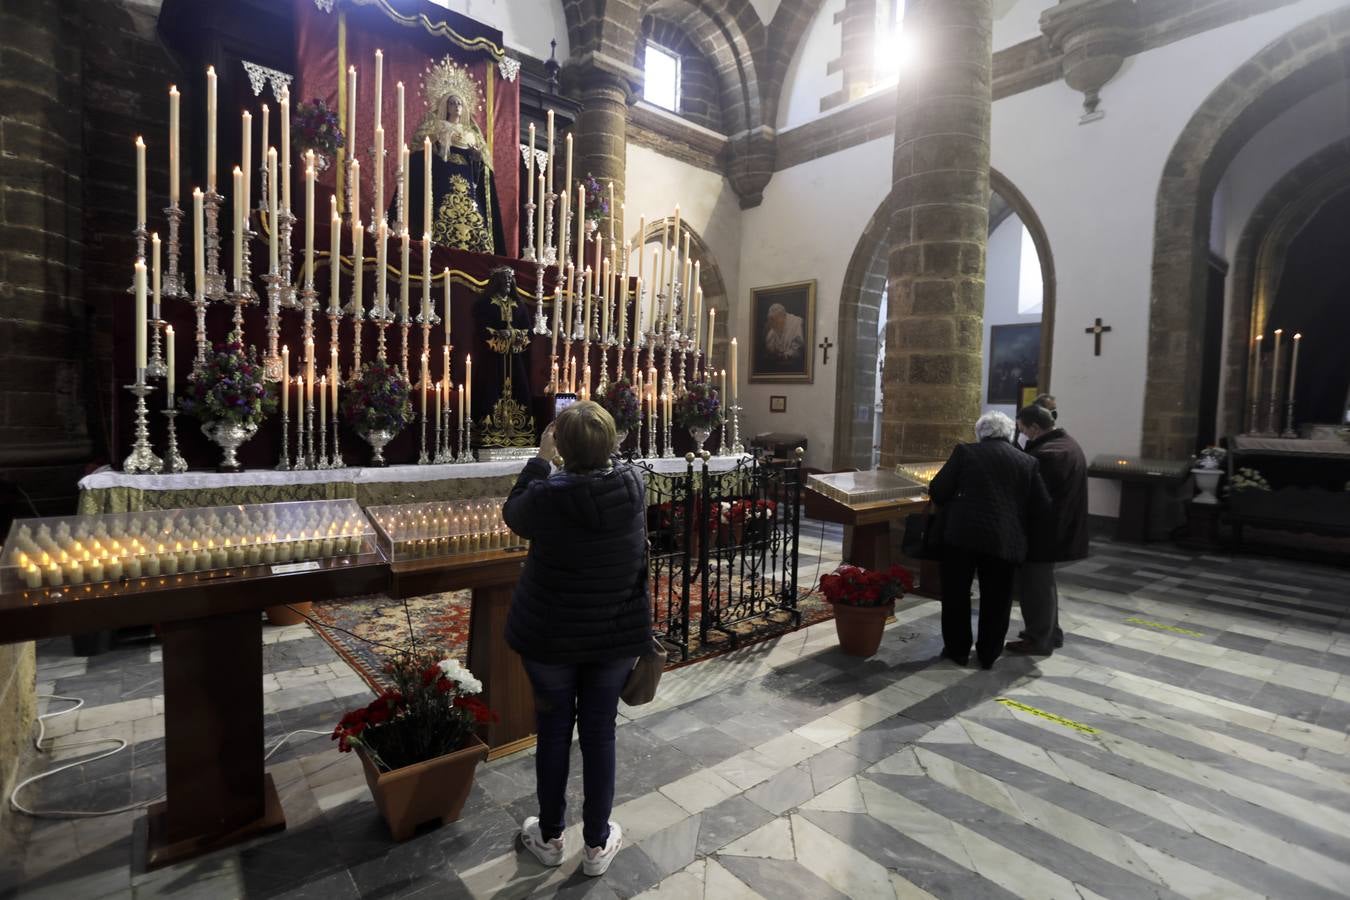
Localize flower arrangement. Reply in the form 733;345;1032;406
180;333;275;427
819;563;914;608
1229;467;1271;492
581;173;609;226
332;649;495;772
673;381;723;431
294;99;345;158
715;498;778;525
597;377;641;434
340;361;415;436
1197;446;1227;470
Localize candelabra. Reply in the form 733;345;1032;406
123;376;162;474
546;354;559;396
293;402;305;470
661;395;674;460
718;410;730;457
190;285;211;376
572;283;587;341
330;417;344;468
543;191;557;266
598;334;612;395
1265;383;1279;437
277;208;299;310
202;190;228;301
561;329;574;395
263;272;284;381
457;418;475;464
432;401;446;463
730;401;744;455
276;406;291;470
532;264;550;335
400;314;412;381
162;203;186;298
418;387;431;465
646;403;659;460
1247;392;1261;436
523;198;536;262
316;403;328;469
1282;400;1298;439
161;408;187;473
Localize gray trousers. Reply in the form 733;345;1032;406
1017;561;1061;651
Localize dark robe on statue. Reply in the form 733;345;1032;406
401;147;505;256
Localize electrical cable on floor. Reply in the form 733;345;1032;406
9;692;340;819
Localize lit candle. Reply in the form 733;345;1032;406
1270;328;1283;410
135;136;147;229
632;277;643;362
352;215;364;318
458;383;465;432
347;66;357;170
305;337;315;404
376;221;388;316
1288;333;1302;405
423;136;433;239
551;284;562;357
564;264;575;342
443;267;452;336
527;124;535;208
232;166;244;288
546;110;555;197
617;245;629;352
304;156;316;285
421;232;431;317
267;147;279;273
305;370;313;409
320;375;328;434
240;110;252;220
151;232;162;323
205;66;217;191
465;354;472;423
420;351;429;420
374;49;384;133
374;124;385;220
331;345;339;390
671;205;681;290
435;379;443;431
282;344;290;416
330;197;341;314
168;86;180;204
693;286;703;354
193;190;205;295
400;228;411;323
134;259;148;373
280;87;290;209
583;365;591;399
165;325;175;408
396;80;405;152
564;133;573;202
332;352;339;408
730;337;738;402
442;344;450;392
720;368;727;408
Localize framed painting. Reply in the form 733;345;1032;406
770;395;787;413
750;280;815;383
987;324;1041;405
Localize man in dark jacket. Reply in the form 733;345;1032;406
502;401;651;877
930;411;1052;669
1006;404;1089;655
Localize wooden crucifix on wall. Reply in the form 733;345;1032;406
1085;318;1112;356
818;336;834;365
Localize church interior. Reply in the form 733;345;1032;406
1;0;1349;896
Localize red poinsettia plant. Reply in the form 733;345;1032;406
819;563;914;608
332;648;495;772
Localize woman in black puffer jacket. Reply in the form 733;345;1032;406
502;400;650;877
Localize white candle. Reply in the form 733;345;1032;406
536;175;546;260
193;188;205;296
304;156;316;285
632;276;643;358
399;142;410;226
1288;333;1302;405
1251;334;1263;415
583;268;593;347
693;286;703;353
420;352;429;420
442;343;450;391
465;354;472;423
444;267;451;337
133;259;148;373
206;67;217;191
458;383;465;431
721;368;727;408
281;344;289;416
163;323;173;414
564;133;573;200
601;258;610;339
576;184;585;273
232;166;244;288
168;86;180;203
618;243;629;351
330;197;341;314
608;182;615;244
280;88;291;211
346;65;357;172
135;136;147;229
352;216;364;318
396;80;405;150
730;338;738;401
267;148;279;273
546;110;555;197
305;338;315;403
400;228;411;323
527;124;535;207
435;379;442;429
374;124;385;220
240;110;252;219
1270;328;1283;409
376;221;388;316
332;356;339;408
707;306;716;360
421;232;431;316
374;49;383;132
423;136;433;239
151;232;162;321
559;191;570;266
320;375;327;433
259;104;268;182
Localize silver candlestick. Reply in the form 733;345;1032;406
263;272;284;381
162;203;186;299
1282;400;1298;439
147;316;168;381
543;191;557;266
293;400;305;469
161;407;187;473
523;199;536;262
123;375;162;474
718;409;730;457
330;418;344;468
661;393;674;459
316;403;328;469
190;285;210;377
277;208;299;310
305;401;316;470
419;382;431;465
457;417;475;464
532;262;550;335
202;190;228;300
276;407;291;470
730;401;744;455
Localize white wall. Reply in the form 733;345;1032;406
981;214;1043;420
737;135;894;463
777;0;845;130
624;142;744;327
993;0;1056;52
427;0;568;61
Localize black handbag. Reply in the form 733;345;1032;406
902;504;943;560
621;635;667;706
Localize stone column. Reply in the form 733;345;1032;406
880;0;993;466
572;67;632;208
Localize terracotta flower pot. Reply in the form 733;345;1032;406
831;601;894;658
357;735;489;841
265;601;312;626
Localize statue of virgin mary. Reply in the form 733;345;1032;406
400;57;505;255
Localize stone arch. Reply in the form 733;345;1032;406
629;218;732;375
1141;6;1350;458
762;0;830;129
831;168;1058;470
1219;137;1350;435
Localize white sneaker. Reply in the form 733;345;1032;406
520;816;565;867
582;821;622;877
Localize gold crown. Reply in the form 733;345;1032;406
422;55;482;115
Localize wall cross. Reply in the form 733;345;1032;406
1085;318;1112;356
818;336;834;365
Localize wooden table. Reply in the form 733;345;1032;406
0;553;387;870
388;548;534;760
1088;455;1192;542
803;488;940;598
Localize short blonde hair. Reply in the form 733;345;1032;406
554;400;616;472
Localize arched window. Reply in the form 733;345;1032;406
643;42;681;112
873;0;911;85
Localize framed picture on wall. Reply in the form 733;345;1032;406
987;324;1041;405
770;395;787;413
750;280;816;383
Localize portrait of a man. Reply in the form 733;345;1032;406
750;281;815;383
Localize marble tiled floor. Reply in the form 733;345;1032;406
3;537;1349;899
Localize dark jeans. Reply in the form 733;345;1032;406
940;549;1017;665
1016;561;1061;651
521;656;636;849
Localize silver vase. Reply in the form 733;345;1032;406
202;420;259;472
363;427;397;467
689;426;712;451
614;429;629;454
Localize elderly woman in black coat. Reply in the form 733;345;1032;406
502;401;651;877
929;411;1051;669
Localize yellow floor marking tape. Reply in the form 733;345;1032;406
1124;616;1205;638
995;698;1099;735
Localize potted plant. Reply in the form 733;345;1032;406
332;649;494;841
581;172;609;240
1192;445;1226;505
340;361;415;466
673;382;723;450
819;563;914;657
180;332;275;472
293;98;345;172
597;377;640;451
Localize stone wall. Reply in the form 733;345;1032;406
644;17;723;132
0;643;36;828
